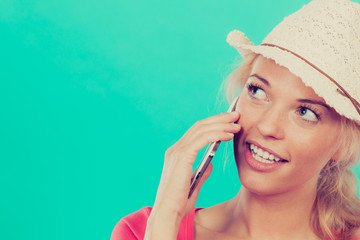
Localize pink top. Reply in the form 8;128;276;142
111;207;201;240
111;207;360;240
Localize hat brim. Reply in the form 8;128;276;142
232;44;359;123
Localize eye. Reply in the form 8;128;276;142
247;83;268;101
297;105;320;122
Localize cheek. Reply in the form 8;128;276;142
236;93;260;126
291;127;337;157
233;94;259;163
286;129;338;175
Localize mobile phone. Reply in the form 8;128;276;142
188;96;239;198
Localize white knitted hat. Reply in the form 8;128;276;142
227;0;360;123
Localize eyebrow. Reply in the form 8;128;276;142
249;74;330;109
297;99;330;109
249;74;270;86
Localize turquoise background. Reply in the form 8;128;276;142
1;0;359;239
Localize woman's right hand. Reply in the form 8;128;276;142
144;111;241;240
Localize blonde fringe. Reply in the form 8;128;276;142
223;54;360;239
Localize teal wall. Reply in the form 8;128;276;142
1;0;359;239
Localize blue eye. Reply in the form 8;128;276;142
247;83;267;100
297;106;320;122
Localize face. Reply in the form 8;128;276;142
234;55;341;196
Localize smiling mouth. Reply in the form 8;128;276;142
248;143;288;163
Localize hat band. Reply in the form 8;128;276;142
260;43;360;116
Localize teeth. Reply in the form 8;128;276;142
257;148;263;157
254;154;274;164
249;143;284;163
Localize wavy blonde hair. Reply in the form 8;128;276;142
223;54;360;240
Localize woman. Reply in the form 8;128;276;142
112;0;360;239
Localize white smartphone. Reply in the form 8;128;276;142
188;96;239;198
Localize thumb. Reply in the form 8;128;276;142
188;163;213;203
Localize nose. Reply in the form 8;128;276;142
256;105;286;140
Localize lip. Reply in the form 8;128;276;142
244;142;288;173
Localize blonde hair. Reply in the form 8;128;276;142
223;54;360;240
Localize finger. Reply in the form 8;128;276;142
182;130;236;156
195;122;241;135
178;112;241;144
185;122;240;147
196;111;240;125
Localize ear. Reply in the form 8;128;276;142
331;142;345;162
328;134;342;161
331;149;341;161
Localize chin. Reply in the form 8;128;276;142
234;147;291;196
237;168;278;196
240;179;284;197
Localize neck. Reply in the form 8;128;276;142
227;178;319;240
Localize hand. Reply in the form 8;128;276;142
145;111;241;239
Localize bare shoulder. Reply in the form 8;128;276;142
194;201;230;230
194;200;236;239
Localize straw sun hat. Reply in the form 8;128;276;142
226;0;360;123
